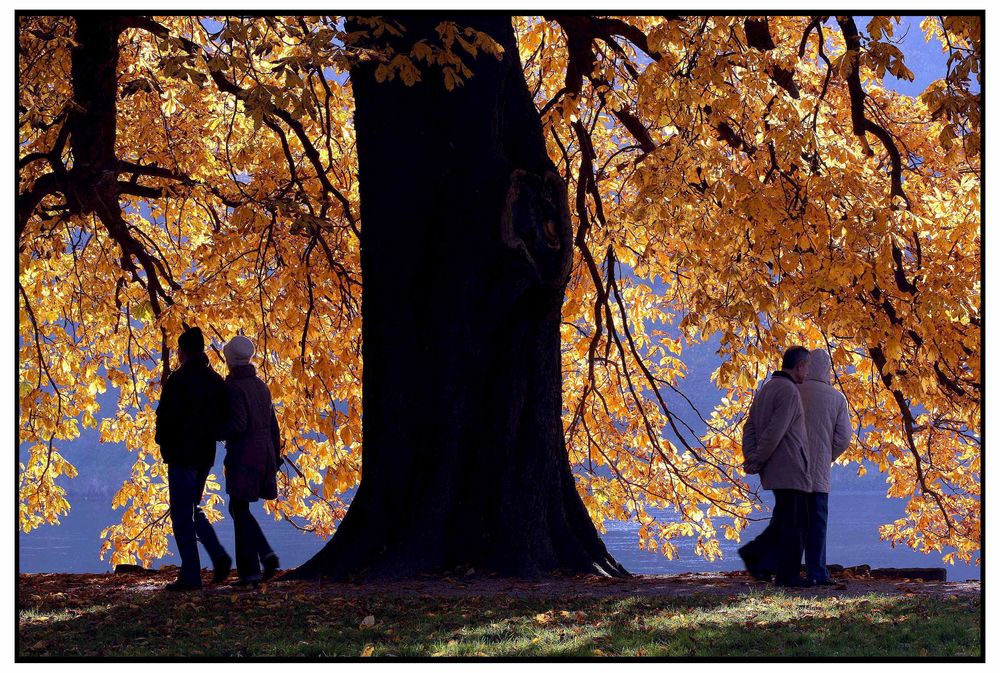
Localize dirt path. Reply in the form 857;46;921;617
279;571;982;601
19;568;981;607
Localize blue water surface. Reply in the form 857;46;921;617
18;478;979;581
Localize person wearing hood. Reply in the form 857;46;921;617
155;327;233;591
799;348;853;585
738;345;813;588
221;335;281;586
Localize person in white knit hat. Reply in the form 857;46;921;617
221;335;282;586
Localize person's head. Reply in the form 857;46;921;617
177;327;205;365
223;335;255;370
781;346;810;384
806;348;833;384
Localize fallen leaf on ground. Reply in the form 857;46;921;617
360;615;375;629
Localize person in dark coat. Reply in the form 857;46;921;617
155;327;232;591
738;345;813;588
222;335;281;585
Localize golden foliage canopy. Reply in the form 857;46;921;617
17;15;980;567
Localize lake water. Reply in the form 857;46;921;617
18;488;979;581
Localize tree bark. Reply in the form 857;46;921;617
291;14;626;580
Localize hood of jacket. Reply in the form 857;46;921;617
806;349;833;384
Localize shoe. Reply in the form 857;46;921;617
774;577;814;588
232;576;262;588
810;578;842;587
212;556;232;584
165;579;202;592
262;553;280;581
738;547;773;582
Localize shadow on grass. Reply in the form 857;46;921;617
18;580;981;659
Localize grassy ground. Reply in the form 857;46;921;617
18;572;981;659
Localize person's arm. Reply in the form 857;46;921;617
753;383;797;465
831;394;853;462
270;405;282;467
154;375;176;447
224;385;248;439
212;374;230;442
741;412;759;473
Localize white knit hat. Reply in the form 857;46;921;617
223;335;255;366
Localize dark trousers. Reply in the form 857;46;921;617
805;492;830;582
740;488;810;582
168;464;229;585
229;497;275;580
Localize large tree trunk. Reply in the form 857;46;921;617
291;14;625;580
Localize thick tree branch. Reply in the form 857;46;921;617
17;172;64;240
546;16;659;154
869;346;955;536
743;16;800;99
836;16;910;206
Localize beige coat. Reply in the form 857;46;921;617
742;372;811;491
799;350;853;493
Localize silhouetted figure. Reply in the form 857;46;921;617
800;349;853;585
738;346;813;588
222;336;281;586
155;327;232;591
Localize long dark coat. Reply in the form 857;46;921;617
223;364;281;501
154;352;227;469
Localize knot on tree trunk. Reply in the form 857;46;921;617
501;169;573;290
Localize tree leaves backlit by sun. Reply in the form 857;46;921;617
18;15;980;567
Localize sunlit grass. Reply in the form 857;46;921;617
19;580;980;658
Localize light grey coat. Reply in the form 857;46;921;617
799;349;853;493
742;372;811;492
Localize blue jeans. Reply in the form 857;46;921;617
168;464;230;585
228;497;275;581
740;489;810;582
805;492;830;582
